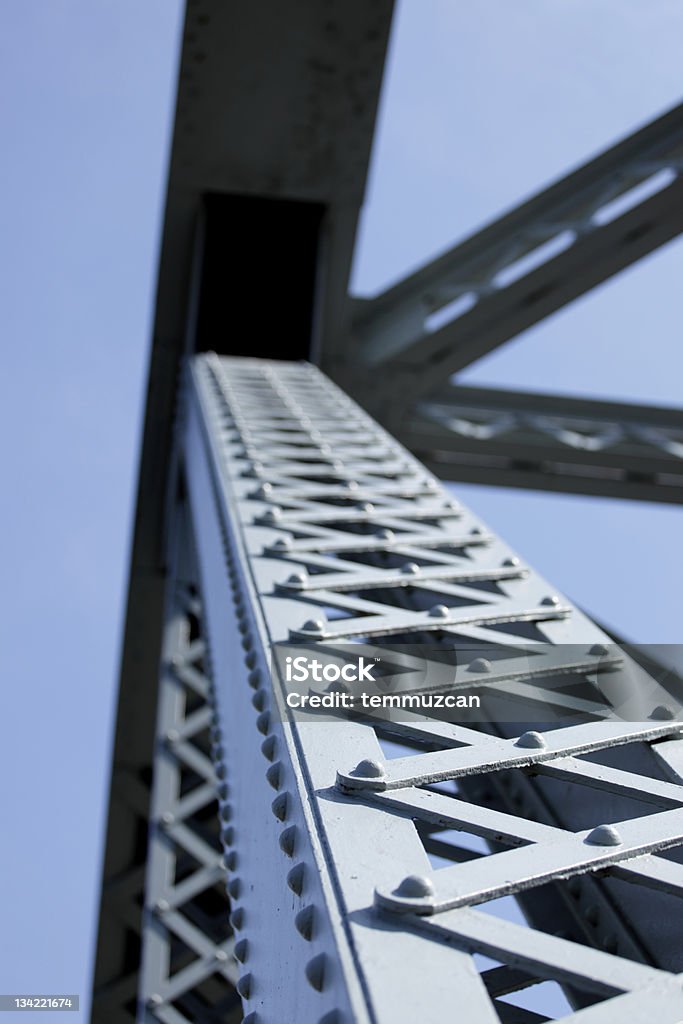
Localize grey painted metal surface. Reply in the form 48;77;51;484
177;352;683;1022
138;504;241;1022
331;101;683;404
326;102;683;503
399;384;683;503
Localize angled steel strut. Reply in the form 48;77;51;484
174;353;683;1023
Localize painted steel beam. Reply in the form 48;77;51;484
398;385;683;504
93;501;239;1022
174;353;683;1022
328;101;683;412
95;3;395;1011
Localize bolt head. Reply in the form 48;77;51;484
400;562;420;576
166;729;179;744
160;811;175;827
301;618;326;635
376;528;395;541
155;898;170;914
589;643;609;656
394;874;435;899
263;507;282;523
214;948;229;962
585;824;622;847
286;571;308;588
502;556;520;567
651;704;676;720
468;657;492;674
351;758;386;780
515;730;546;750
272;536;292;550
541;595;560;607
428;604;449;619
358;502;374;512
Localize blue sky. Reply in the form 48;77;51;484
1;1;681;1019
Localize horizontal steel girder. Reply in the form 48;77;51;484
398;385;683;503
178;353;683;1023
329;101;683;411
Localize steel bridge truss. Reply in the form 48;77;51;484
143;352;683;1024
328;102;683;503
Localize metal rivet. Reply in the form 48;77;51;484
252;690;267;711
262;507;282;523
234;938;249;963
305;953;327;992
215;948;229;962
236;973;252;999
351;758;386;780
287;572;308;588
155;898;170;914
266;763;282;789
468;658;492;674
160;811;175;827
253;483;272;499
376;528;394;541
147;994;163;1007
165;729;179;744
279;825;297;857
400;562;420;575
287;863;306;895
272;793;289;821
273;536;292;550
651;704;675;720
515;731;546;750
585;824;622;846
230;907;245;930
428;604;449;619
256;712;271;734
541;595;560;606
502;556;520;567
261;735;278;761
358;502;374;512
395;875;435;899
295;905;316;940
301;619;327;636
589;643;609;656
